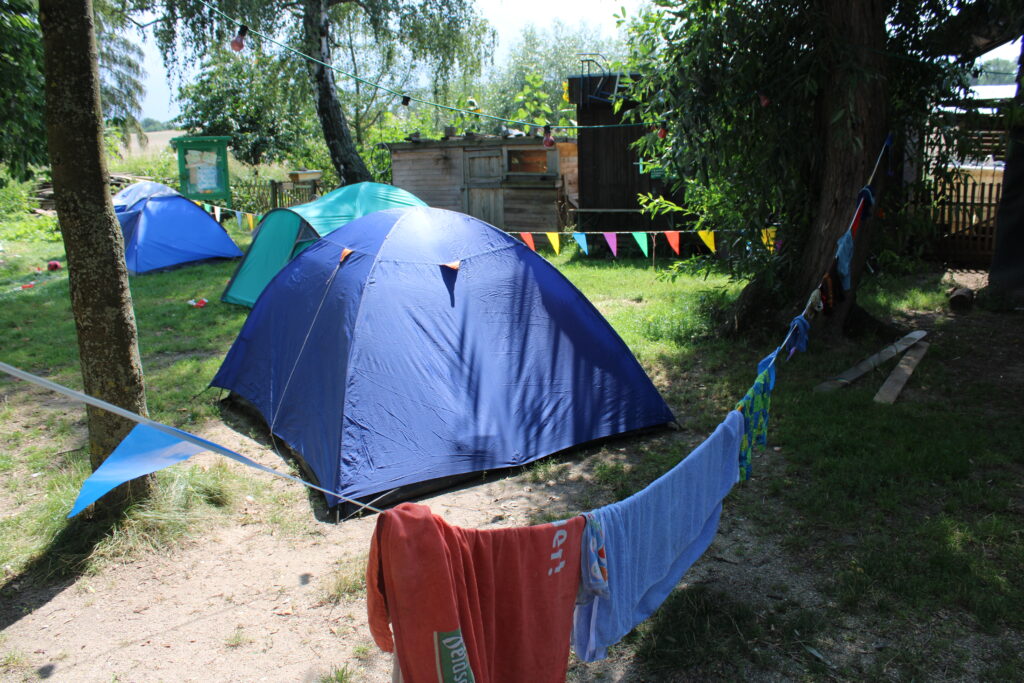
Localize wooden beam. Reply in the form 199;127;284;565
814;330;927;392
873;341;930;404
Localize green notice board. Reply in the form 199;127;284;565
170;135;233;208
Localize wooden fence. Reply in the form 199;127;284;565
917;178;1001;268
230;180;323;214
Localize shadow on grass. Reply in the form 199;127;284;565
0;513;118;632
625;584;826;679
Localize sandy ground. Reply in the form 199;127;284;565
0;413;643;682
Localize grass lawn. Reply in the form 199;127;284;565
1;201;1022;680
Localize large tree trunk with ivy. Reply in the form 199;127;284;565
732;0;890;338
301;0;373;185
39;0;151;513
987;40;1024;302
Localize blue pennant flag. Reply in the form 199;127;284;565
573;232;589;255
69;424;206;517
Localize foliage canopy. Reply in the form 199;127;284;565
623;0;1012;289
177;49;319;167
0;1;48;180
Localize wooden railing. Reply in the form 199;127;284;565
230;180;323;214
917;178;1001;267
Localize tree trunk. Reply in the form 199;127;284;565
301;0;373;185
730;1;890;337
39;0;150;513
988;39;1024;301
799;0;890;338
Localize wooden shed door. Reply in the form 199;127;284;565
464;149;503;227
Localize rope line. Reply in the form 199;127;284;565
0;360;383;515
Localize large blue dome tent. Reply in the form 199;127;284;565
211;206;675;511
112;181;243;274
221;182;426;307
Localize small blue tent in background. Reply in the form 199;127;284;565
113;181;242;274
211;206;674;509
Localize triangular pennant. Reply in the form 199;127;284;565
761;228;777;253
664;231;680;255
698;230;716;253
194;200;202;207
545;232;560;255
520;232;536;251
246;213;255;231
69;424;206;517
603;232;617;257
235;210;243;229
202;203;211;213
632;232;649;258
213;205;221;222
573;232;589;255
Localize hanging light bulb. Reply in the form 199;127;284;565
542;124;555;148
230;25;249;52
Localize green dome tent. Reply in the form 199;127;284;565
222;182;427;306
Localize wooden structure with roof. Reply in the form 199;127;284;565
388;136;575;232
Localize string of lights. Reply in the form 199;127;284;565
197;0;647;133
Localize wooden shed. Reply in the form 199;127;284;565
566;73;676;232
389;136;576;232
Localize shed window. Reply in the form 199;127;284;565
507;149;548;174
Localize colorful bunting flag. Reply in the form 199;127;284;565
235;210;243;229
761;228;777;253
69;424;205;517
573;232;589;255
246;213;255;231
664;231;680;255
213;205;221;222
0;360;379;517
698;230;716;253
520;232;536;251
632;232;649;258
603;233;617;257
202;203;211;213
545;232;560;255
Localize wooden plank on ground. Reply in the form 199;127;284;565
814;330;927;393
873;341;930;404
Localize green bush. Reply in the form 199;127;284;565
0;173;37;218
106;152;178;185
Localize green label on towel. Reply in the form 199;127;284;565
434;629;475;683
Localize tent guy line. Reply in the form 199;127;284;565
0;360;385;516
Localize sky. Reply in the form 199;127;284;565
139;4;1021;123
138;0;645;122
